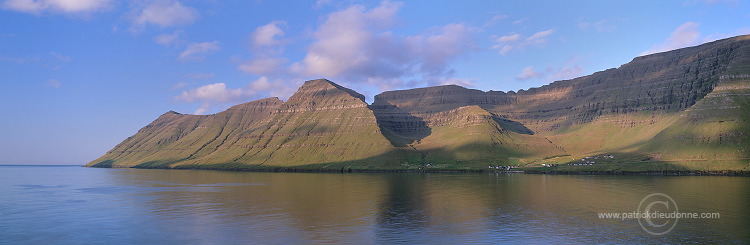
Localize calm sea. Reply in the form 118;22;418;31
1;165;748;244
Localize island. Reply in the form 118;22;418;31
87;35;750;174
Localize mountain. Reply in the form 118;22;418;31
88;35;750;172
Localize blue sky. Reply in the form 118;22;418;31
0;0;747;164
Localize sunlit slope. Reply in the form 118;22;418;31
172;79;405;169
409;105;565;168
87;98;283;167
535;35;750;170
88;79;408;169
632;70;750;169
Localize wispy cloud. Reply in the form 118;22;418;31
577;18;617;32
176;82;251;114
0;55;39;64
497;33;521;43
683;0;739;5
130;0;198;32
640;22;702;56
179;41;220;61
2;0;113;15
516;66;543;80
482;13;509;28
46;79;61;88
175;77;296;114
641;22;750;56
526;29;553;44
0;52;70;70
492;29;554;55
171;82;187;90
239;57;287;75
187;72;214;79
314;0;332;8
512;17;528;25
48;51;71;62
516;58;585;82
154;30;185;47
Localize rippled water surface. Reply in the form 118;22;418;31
1;165;748;244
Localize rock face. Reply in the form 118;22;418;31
88;35;750;171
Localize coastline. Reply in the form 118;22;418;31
84;165;750;176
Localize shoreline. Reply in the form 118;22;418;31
84;165;750;176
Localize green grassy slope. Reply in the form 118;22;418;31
87;98;283;167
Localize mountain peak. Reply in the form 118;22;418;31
280;79;367;111
296;79;366;102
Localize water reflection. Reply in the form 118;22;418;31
375;174;429;243
1;166;748;244
93;170;750;243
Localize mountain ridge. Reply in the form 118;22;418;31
87;35;750;172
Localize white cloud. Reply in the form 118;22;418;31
547;64;584;81
314;0;332;8
171;82;187;90
179;41;220;61
703;0;739;3
46;79;61;88
175;77;297;114
482;13;509;28
526;29;554;44
512;17;528;25
517;58;585;82
503;45;518;55
641;22;701;56
684;0;739;5
2;0;112;15
292;1;403;77
176;82;253;114
48;51;71;62
641;22;750;56
0;55;39;64
238;21;290;76
490;14;509;22
437;77;475;87
187;73;214;79
249;76;273;91
176;82;249;103
578;19;617;32
492;29;554;55
239;57;287;75
251;21;286;48
154;30;184;46
516;66;543;80
497;34;521;43
47;51;71;70
291;1;475;88
131;0;198;31
413;23;475;77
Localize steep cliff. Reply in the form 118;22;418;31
88;35;750;171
